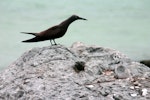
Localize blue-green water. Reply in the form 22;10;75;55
0;0;150;69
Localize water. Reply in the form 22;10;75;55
0;0;150;69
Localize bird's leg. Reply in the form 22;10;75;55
53;39;57;45
50;40;53;45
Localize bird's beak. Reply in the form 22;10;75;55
78;17;87;20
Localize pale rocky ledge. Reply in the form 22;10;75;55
0;42;149;100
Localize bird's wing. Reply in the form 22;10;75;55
22;36;44;42
21;32;38;36
39;25;61;37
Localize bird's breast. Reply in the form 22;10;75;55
55;28;67;38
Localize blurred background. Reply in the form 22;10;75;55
0;0;150;69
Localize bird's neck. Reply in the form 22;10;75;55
59;17;75;28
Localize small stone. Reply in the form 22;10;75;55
139;88;148;96
100;90;109;97
130;93;137;97
16;90;24;98
103;70;113;76
134;86;140;89
86;85;94;88
114;65;130;79
31;62;38;67
113;94;124;100
130;86;135;90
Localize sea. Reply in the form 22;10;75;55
0;0;150;69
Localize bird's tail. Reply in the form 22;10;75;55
21;32;37;36
22;37;44;42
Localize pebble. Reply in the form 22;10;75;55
141;88;148;96
130;93;137;97
130;86;134;90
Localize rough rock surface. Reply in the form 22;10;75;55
0;42;149;100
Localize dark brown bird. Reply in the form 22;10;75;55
22;15;87;45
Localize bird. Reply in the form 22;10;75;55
21;15;87;45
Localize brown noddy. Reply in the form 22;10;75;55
21;15;87;45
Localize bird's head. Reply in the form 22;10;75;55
71;15;87;21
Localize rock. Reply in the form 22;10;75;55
113;94;125;100
114;65;130;79
139;88;148;96
140;60;150;68
0;42;149;100
130;93;138;97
